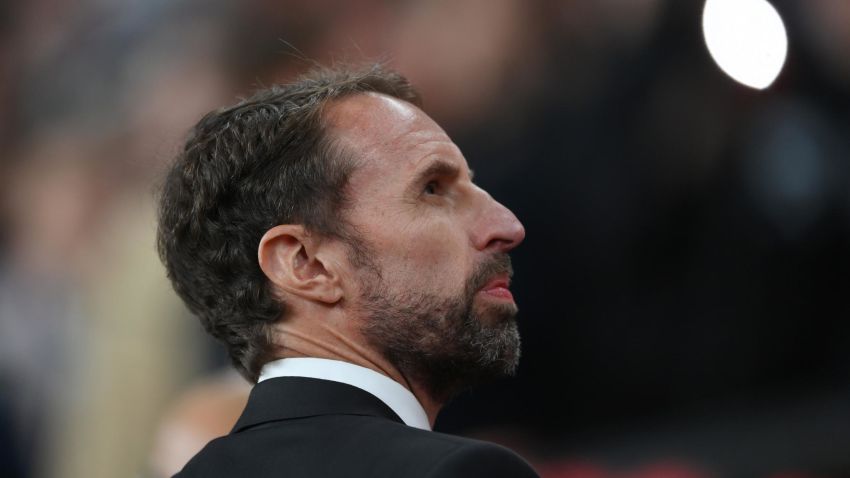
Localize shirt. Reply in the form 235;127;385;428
258;357;431;430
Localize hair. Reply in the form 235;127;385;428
156;64;421;382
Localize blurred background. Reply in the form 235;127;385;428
1;0;849;477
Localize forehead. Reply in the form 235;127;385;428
324;92;465;175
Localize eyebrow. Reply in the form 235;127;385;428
412;159;474;187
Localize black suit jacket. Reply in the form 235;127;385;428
175;377;539;477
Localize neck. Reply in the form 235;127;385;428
272;318;442;427
406;381;441;427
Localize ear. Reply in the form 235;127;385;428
257;225;343;305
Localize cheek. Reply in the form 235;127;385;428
380;221;471;294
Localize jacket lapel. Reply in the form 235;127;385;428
232;376;404;433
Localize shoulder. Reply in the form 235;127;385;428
172;434;241;478
373;425;538;478
174;416;539;478
418;435;540;478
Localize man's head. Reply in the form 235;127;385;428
157;66;525;399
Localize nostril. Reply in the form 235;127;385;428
493;239;519;252
487;227;524;253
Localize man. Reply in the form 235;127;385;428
157;65;537;477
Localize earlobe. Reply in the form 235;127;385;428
257;225;343;305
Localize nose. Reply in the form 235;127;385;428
470;189;526;253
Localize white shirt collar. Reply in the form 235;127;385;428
258;357;431;431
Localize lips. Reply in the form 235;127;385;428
479;276;514;301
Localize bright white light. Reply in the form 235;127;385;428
702;0;788;89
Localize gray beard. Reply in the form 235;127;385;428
359;254;521;403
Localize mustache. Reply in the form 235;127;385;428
467;253;514;294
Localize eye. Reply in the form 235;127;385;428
424;180;440;195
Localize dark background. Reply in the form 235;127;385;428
1;1;848;477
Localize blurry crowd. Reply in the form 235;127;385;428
1;1;849;477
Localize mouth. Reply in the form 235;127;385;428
478;275;514;302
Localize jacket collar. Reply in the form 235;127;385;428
232;376;404;433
